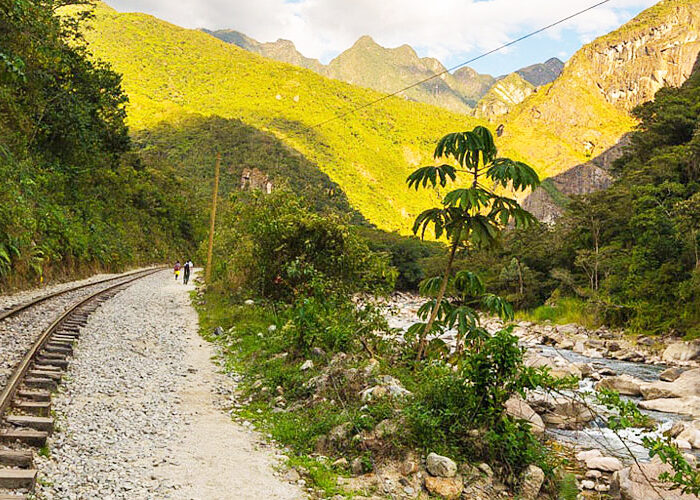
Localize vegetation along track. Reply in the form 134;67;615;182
0;268;163;499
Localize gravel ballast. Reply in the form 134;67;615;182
0;269;156;390
34;270;304;500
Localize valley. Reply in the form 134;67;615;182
1;0;700;499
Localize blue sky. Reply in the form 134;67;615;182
105;0;658;75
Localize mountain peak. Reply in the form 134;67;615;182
354;35;379;47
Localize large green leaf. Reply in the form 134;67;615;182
406;164;457;190
412;208;447;239
443;187;493;211
487;158;540;191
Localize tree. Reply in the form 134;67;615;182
406;126;539;360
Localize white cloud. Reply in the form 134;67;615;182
105;0;658;64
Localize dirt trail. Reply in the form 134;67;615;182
160;275;305;499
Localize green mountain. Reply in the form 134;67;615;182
324;35;473;114
203;29;563;113
452;67;496;105
67;1;700;233
200;29;325;73
475;73;535;118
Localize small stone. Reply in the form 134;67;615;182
424;476;463;500
283;469;300;482
350;457;364;476
585;469;602;479
244;299;255;305
300;360;314;371
478;462;494;477
581;479;596;489
213;326;224;336
332;458;348;468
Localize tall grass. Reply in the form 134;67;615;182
517;297;600;329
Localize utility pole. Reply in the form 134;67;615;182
205;152;221;283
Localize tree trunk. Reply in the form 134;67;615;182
416;239;459;361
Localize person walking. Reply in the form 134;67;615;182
174;260;181;281
183;259;193;285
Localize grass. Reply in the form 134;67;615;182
517;297;600;330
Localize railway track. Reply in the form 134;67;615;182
0;268;163;499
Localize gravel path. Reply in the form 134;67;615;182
35;270;305;500
0;269;155;390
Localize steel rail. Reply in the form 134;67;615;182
0;267;162;323
0;267;163;416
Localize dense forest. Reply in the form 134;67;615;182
459;65;700;336
0;0;194;287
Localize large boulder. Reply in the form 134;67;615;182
640;368;700;400
532;396;594;430
595;374;643;396
426;452;457;478
659;367;685;382
524;352;582;379
639;396;700;418
662;341;700;363
519;465;545;500
610;462;699;500
677;425;700;449
504;397;545;436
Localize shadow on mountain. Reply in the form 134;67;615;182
133;113;365;223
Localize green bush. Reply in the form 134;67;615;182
209;189;396;301
405;329;557;476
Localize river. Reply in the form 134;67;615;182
383;294;699;463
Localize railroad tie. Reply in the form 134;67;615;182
26;373;61;386
0;468;37;490
16;390;50;402
13;400;51;417
0;428;47;447
22;378;56;391
5;416;54;433
0;450;33;468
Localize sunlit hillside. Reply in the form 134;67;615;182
69;2;630;232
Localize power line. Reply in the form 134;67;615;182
302;0;612;132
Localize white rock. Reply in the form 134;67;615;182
426;452;457;478
585;456;623;472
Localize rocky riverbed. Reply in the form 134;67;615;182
383;294;700;499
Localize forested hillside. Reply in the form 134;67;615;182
65;2;605;234
0;1;194;287
464;65;700;335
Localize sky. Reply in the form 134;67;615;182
104;0;658;75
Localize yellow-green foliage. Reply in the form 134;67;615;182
67;2;627;233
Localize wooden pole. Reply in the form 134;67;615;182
205;152;221;283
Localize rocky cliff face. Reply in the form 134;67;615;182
523;137;631;223
579;0;700;112
516;0;700;221
516;58;565;87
